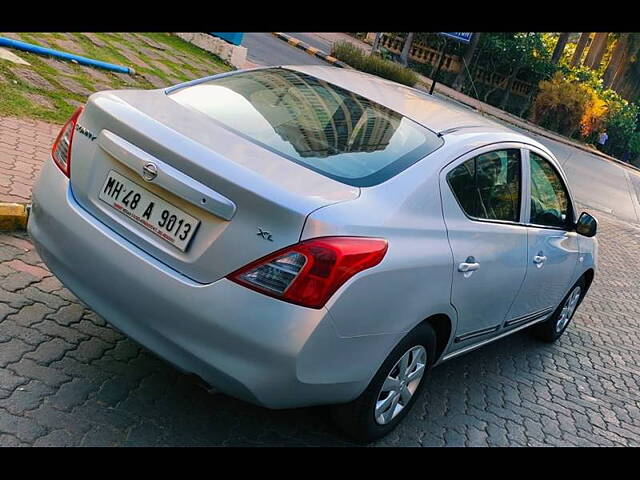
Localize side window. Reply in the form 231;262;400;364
447;149;521;222
529;152;571;229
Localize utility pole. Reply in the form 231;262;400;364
430;37;448;95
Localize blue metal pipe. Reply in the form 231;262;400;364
0;37;134;75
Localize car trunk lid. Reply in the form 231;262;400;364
68;89;359;284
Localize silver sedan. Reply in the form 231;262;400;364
28;65;598;442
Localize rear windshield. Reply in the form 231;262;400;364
168;68;443;187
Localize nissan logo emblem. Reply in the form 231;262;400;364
142;162;158;181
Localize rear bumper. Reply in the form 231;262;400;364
28;161;401;408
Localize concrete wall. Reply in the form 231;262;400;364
174;33;247;69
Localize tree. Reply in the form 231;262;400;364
603;34;629;88
399;32;414;67
499;35;528;110
468;34;553;111
371;32;383;54
584;32;609;69
478;33;554;112
551;33;571;65
452;33;481;91
617;53;640;100
610;34;640;99
571;33;591;66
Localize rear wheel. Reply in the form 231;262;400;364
330;322;436;443
531;277;586;342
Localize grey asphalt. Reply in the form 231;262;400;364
242;33;327;67
506;124;640;224
242;32;640;225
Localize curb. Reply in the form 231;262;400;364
0;203;29;231
271;32;350;68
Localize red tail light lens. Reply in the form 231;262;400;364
227;237;388;309
51;106;83;178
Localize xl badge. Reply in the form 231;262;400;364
257;228;273;241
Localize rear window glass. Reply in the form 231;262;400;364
168;68;443;187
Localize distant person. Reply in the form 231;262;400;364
597;130;608;151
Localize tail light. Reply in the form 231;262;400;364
51;106;84;178
227;237;388;309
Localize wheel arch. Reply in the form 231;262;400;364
582;267;595;294
422;313;453;364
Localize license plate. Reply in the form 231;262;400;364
99;170;200;252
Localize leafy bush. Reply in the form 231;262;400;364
601;99;640;157
628;131;640;158
552;64;640;155
559;64;604;91
580;92;608;138
330;41;419;87
530;72;605;138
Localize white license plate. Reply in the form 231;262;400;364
99;170;200;252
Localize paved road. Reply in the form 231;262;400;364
241;33;327;67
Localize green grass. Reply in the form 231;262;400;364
330;40;419;87
0;33;232;124
0;54;86;123
0;81;78;124
145;33;230;70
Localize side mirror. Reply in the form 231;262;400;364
575;212;597;237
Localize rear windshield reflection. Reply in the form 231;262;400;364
169;68;443;186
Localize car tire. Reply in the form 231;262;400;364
530;277;586;343
330;322;436;443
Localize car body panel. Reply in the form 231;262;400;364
301;167;457;339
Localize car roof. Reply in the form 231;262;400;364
284;64;541;142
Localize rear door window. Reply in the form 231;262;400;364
168;68;443;187
447;149;522;222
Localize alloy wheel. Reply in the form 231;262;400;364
374;345;427;425
556;286;582;333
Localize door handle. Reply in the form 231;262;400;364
533;253;547;267
458;262;480;272
458;256;480;277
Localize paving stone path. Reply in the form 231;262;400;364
0;116;59;204
0;207;638;446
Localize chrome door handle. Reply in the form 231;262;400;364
458;256;480;278
458;262;480;272
533;254;547;267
